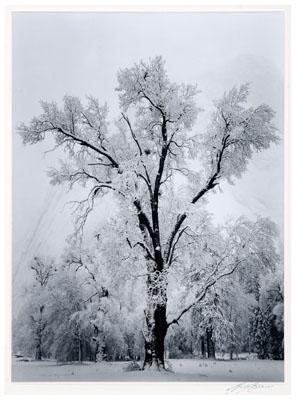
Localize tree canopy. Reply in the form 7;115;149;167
16;56;282;369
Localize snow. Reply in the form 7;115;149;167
12;357;284;382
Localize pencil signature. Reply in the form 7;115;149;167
225;382;274;394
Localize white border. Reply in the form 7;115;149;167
0;1;294;398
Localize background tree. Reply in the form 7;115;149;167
18;56;279;370
250;269;284;360
13;257;56;360
191;276;255;360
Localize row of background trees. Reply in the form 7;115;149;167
13;217;284;364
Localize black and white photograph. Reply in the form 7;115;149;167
10;8;286;386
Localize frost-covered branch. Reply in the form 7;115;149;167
167;260;242;327
166;85;278;260
134;242;155;262
121;112;143;156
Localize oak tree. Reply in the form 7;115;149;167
19;56;279;369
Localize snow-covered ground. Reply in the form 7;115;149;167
12;358;284;382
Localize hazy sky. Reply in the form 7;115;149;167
12;12;284;286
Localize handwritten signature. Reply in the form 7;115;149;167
226;382;274;394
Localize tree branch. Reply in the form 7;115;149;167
166;132;231;258
167;261;241;327
121;112;143;156
166;213;187;262
139;90;166;118
53;125;120;170
167;226;188;265
133;199;155;245
121;112;153;197
191;133;230;204
134;242;155;262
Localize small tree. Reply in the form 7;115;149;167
18;56;279;369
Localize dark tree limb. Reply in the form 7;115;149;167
166;132;231;259
134;242;155;262
133;199;155;245
55;126;120;170
121;112;143;156
166;213;187;262
167;226;188;265
167;261;241;327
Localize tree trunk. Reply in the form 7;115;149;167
200;335;206;358
142;269;168;370
35;323;42;360
33;306;44;361
143;304;167;370
93;324;107;362
206;327;216;359
35;343;42;360
78;338;82;363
